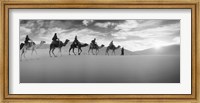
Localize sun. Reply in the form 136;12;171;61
154;44;162;49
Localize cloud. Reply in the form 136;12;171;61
115;20;138;31
112;23;180;40
55;28;104;44
114;36;127;40
20;20;180;51
94;22;116;28
173;37;180;44
114;38;171;51
19;26;32;41
82;20;94;26
20;26;31;34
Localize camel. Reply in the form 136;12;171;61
105;45;121;55
69;42;89;55
88;43;104;55
49;39;70;57
20;41;46;60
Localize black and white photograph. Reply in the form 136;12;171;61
20;19;180;83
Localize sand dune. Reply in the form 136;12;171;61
20;49;180;83
132;45;180;55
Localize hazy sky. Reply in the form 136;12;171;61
20;20;180;51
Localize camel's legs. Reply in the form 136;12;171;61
52;48;57;57
111;50;114;55
59;47;62;56
69;47;71;55
49;48;52;57
92;49;95;55
78;48;82;55
31;49;34;55
34;49;37;55
21;49;25;60
31;48;37;55
80;49;82;55
112;50;115;55
78;48;80;55
23;52;26;59
24;49;26;58
94;49;97;55
69;47;72;55
105;48;109;55
96;49;99;55
72;48;76;55
88;48;91;55
20;52;22;61
31;47;35;55
21;49;27;60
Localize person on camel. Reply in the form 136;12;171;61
52;33;59;44
109;40;114;47
24;35;33;47
72;35;80;47
91;38;97;47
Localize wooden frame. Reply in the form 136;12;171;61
0;0;199;102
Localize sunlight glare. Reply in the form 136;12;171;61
154;44;162;49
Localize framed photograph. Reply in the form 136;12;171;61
0;0;199;102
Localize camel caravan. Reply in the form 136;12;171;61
20;33;124;59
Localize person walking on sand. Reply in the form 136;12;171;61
121;47;124;55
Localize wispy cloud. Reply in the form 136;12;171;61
82;20;94;26
115;20;138;31
94;22;116;28
112;23;179;40
20;20;180;51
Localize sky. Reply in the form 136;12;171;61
20;20;180;51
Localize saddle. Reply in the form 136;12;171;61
109;44;115;49
91;42;97;48
72;41;80;47
52;40;61;47
25;42;35;47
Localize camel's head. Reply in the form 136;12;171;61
100;44;105;47
40;41;46;44
117;45;121;48
65;39;70;43
83;43;89;47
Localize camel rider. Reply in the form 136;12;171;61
52;33;59;43
91;38;97;47
24;35;33;46
109;41;114;47
72;35;80;47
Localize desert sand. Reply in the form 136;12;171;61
20;49;180;83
